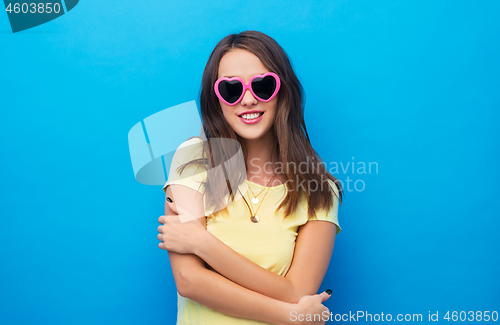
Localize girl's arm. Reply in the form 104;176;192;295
194;216;336;304
164;184;336;305
167;251;294;324
162;185;328;325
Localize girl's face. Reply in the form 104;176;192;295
217;49;278;141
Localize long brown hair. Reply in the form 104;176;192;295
178;30;343;219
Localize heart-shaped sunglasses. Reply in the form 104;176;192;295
214;72;281;106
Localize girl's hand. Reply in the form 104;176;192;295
157;197;206;255
287;291;331;325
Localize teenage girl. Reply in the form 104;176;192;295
157;30;343;325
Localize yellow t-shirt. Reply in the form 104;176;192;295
163;137;341;325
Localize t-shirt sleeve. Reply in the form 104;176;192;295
162;137;207;195
308;179;341;235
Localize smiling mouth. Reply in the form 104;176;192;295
239;112;264;120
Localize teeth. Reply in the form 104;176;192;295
241;113;261;120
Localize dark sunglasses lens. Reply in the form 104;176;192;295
218;80;243;104
251;76;277;100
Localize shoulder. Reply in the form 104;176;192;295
171;136;205;164
165;136;207;188
178;136;204;148
175;136;204;153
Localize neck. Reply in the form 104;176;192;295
239;129;280;185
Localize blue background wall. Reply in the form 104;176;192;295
1;1;498;324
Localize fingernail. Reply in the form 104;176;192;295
325;289;332;295
166;197;173;203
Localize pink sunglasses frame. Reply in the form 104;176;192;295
214;72;281;106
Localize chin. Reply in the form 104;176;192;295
231;123;270;141
234;129;266;141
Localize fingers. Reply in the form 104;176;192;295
318;289;332;302
164;193;199;224
175;204;193;216
158;214;183;226
158;214;180;224
175;205;201;224
165;194;179;214
157;227;165;250
158;215;168;224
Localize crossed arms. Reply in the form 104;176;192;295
161;184;336;325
